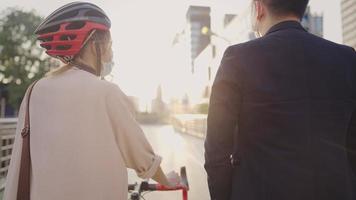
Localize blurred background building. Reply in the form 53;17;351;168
341;0;356;48
186;6;211;73
223;6;256;44
302;7;324;37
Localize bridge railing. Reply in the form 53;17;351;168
0;118;17;192
171;114;207;138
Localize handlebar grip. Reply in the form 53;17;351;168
180;167;189;190
128;184;136;191
139;182;157;191
147;184;158;191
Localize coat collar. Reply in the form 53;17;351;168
265;20;306;36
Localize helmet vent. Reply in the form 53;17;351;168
39;36;54;42
37;25;60;34
56;45;72;50
41;44;51;50
52;10;79;23
85;10;106;18
65;21;86;30
60;34;77;40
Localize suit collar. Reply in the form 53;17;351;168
265;20;306;36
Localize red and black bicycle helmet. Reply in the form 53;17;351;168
35;1;111;63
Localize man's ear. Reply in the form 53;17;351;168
255;1;265;20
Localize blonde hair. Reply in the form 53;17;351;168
45;64;73;77
45;30;111;77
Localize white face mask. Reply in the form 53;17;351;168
101;61;114;77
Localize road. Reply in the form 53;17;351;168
128;124;210;200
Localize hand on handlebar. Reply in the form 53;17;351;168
128;167;189;200
166;171;181;188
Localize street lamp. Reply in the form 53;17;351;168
201;26;210;35
201;26;231;44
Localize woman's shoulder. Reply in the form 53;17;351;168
31;70;122;96
100;81;126;97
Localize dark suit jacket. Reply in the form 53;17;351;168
205;21;356;200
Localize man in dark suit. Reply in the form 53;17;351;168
204;0;356;199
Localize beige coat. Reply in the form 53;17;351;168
4;67;162;200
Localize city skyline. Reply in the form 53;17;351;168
1;0;345;104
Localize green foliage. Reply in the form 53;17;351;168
197;103;209;114
0;8;53;111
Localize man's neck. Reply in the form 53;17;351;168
262;16;300;36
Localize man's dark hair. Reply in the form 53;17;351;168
255;0;309;19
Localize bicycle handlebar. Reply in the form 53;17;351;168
128;167;189;200
128;167;189;191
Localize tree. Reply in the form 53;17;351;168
0;8;56;114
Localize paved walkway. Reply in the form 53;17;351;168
128;124;209;200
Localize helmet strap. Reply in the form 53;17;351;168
67;29;103;77
59;55;74;64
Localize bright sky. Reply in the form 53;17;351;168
1;0;343;105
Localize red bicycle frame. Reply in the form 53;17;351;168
128;167;189;200
150;183;188;200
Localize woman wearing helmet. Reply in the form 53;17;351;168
4;2;179;200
